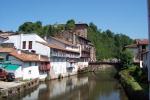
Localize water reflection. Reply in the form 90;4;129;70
11;67;128;100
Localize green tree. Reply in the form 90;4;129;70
120;50;133;68
65;19;75;30
18;21;42;35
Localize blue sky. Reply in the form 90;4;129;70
0;0;148;39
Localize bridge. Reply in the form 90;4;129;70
89;61;120;65
88;61;140;72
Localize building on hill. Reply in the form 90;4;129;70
54;23;96;65
125;39;149;68
74;24;88;38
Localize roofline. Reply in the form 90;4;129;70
36;41;80;53
78;35;91;42
49;36;78;47
8;53;49;62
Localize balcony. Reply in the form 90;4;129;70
51;50;80;58
81;53;90;58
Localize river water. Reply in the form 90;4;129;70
10;66;128;100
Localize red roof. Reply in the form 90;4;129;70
9;51;49;62
0;47;49;62
36;41;80;53
135;39;149;45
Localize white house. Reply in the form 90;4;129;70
37;41;80;79
0;33;87;79
3;33;50;57
0;47;50;80
46;37;89;70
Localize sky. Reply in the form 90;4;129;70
0;0;148;39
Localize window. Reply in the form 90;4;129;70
23;41;26;49
29;41;32;49
28;70;31;74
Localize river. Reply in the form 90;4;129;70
9;66;128;100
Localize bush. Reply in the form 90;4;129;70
120;50;133;69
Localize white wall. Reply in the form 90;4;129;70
4;33;50;57
13;67;22;78
22;65;39;80
8;55;40;80
47;37;80;53
34;42;50;57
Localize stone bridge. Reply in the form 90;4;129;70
88;61;140;72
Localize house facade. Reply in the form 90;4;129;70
37;41;80;79
3;33;50;57
0;33;82;79
0;47;50;80
54;23;96;69
125;39;149;68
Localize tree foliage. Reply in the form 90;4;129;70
120;50;133;68
65;19;75;30
18;21;66;37
18;20;133;61
87;23;133;60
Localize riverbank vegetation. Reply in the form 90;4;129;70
119;66;148;100
117;48;149;100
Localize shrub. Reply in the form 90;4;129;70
120;50;133;69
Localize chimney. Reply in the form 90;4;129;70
38;54;41;60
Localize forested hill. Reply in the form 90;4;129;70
87;23;133;60
18;20;133;60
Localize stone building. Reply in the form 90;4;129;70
55;23;96;68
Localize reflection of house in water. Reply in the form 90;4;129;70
48;76;88;98
22;75;88;100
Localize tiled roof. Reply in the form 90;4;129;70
0;32;14;39
0;47;49;62
49;36;77;47
0;47;15;53
124;44;137;48
9;51;49;62
136;39;149;45
37;41;80;53
0;35;8;39
75;24;88;28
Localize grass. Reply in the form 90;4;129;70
119;65;149;92
119;69;143;91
